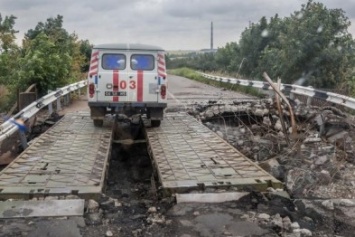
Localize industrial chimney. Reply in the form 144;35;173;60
210;21;213;50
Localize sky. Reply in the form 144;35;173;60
1;0;355;51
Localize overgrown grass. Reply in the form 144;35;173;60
169;67;264;98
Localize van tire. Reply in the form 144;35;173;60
151;120;161;127
93;119;104;127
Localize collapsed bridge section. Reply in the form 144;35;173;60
145;112;283;193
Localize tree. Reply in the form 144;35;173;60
0;13;20;89
258;0;355;88
0;14;18;52
25;15;66;42
79;39;93;73
18;15;89;94
16;32;72;93
215;42;240;73
238;16;271;78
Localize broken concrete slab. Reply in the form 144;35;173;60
176;192;249;203
0;199;84;218
327;131;349;143
27;219;83;237
258;158;283;179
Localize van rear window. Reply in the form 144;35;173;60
102;54;126;70
131;54;154;71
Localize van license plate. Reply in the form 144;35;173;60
105;91;126;96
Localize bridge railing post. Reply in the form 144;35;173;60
56;98;62;112
55;88;62;111
306;86;313;106
47;90;53;115
64;94;70;106
48;103;53;115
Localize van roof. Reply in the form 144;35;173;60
93;43;164;51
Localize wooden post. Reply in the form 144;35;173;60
263;72;297;136
275;78;290;144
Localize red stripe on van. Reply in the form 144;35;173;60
91;57;99;64
90;64;98;71
137;70;143;102
113;70;119;102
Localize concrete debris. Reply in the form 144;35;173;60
85;211;103;225
189;97;355;200
147;213;166;225
86;200;99;214
258;158;283;180
132;229;143;237
100;198;115;210
291;222;300;230
282;216;292;231
294;198;355;233
105;230;113;237
270;214;283;229
257;213;270;220
148;206;157;213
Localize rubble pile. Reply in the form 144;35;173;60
190;98;355;200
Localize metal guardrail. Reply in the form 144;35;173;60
0;80;87;142
200;73;355;110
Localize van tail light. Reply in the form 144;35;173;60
89;83;95;98
160;84;166;99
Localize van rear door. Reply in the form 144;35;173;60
96;51;130;103
129;52;158;103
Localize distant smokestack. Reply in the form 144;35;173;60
210;21;213;50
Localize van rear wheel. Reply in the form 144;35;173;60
93;119;103;127
151;120;161;127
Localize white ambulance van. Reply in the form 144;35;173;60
87;43;167;127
